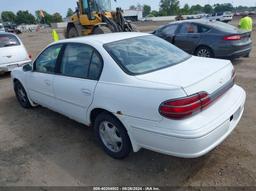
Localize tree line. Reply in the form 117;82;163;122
0;9;74;25
134;1;256;17
1;1;256;25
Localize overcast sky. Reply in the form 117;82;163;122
0;0;255;16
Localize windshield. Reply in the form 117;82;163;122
95;0;111;11
104;35;191;75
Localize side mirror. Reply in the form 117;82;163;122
22;63;32;72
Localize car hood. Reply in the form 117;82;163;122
135;56;233;95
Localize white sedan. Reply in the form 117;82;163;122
0;32;31;73
11;33;246;159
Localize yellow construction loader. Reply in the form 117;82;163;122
65;0;138;38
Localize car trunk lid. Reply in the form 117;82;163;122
0;45;28;66
135;56;233;95
0;34;28;66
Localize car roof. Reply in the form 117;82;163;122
56;32;151;45
170;19;216;25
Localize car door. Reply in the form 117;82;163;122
174;23;201;54
27;44;62;110
156;24;179;44
53;43;103;124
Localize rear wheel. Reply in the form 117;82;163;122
94;112;132;159
93;26;112;34
195;46;214;58
67;26;79;38
14;81;31;108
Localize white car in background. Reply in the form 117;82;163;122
11;33;246;159
207;12;233;23
0;32;31;74
0;23;5;32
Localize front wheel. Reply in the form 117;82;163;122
94;112;132;159
93;26;112;34
67;27;79;38
14;81;32;108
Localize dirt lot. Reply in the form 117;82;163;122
0;18;256;187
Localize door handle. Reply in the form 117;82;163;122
44;79;51;86
81;89;91;96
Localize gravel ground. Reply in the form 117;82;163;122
0;18;256;187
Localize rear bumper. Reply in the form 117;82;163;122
227;47;251;58
0;59;31;72
122;85;246;158
215;42;252;59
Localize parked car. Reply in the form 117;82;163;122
153;20;252;59
11;33;246;159
3;22;22;34
0;23;5;32
207;12;233;23
0;32;31;73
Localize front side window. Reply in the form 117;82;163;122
104;35;190;75
0;34;20;48
60;43;93;79
34;44;62;73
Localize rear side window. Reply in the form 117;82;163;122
0;34;20;48
198;25;210;33
179;23;198;33
60;43;103;80
61;43;94;79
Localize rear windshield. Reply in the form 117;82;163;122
0;34;20;48
104;35;190;75
208;21;238;33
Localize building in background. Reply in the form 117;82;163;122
123;9;143;21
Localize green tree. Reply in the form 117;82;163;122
214;3;234;13
150;10;159;17
180;4;190;15
52;12;63;23
159;0;180;16
143;5;151;17
190;4;203;14
15;10;36;24
1;11;16;23
35;10;53;25
66;8;74;17
203;4;213;14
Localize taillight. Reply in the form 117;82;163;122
224;35;241;41
159;92;211;119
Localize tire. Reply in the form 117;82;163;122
93;26;112;34
195;46;214;58
129;23;139;32
14;81;32;108
94;112;132;159
67;26;79;38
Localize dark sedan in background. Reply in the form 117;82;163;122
153;19;252;59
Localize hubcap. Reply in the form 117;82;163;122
99;121;123;153
17;85;26;104
197;49;211;57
